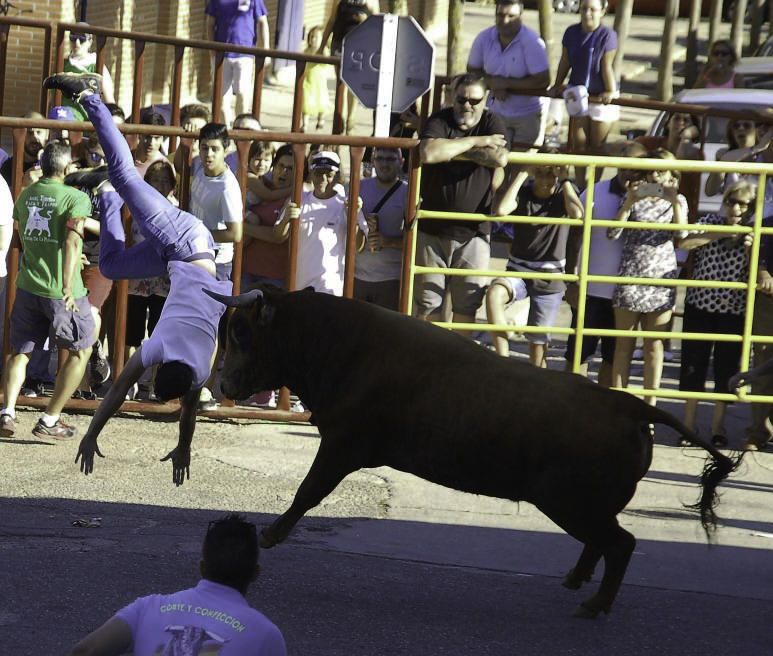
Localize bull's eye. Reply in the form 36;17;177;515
230;318;251;348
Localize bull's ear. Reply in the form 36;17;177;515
202;288;263;308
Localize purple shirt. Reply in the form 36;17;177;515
115;579;286;655
468;25;548;117
561;23;618;95
206;0;268;58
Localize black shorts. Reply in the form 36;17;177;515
564;296;617;365
126;294;166;347
679;303;743;395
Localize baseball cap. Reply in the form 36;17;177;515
48;106;75;121
310;150;340;172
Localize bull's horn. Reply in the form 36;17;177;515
202;288;264;308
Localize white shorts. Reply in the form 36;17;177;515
588;100;620;123
222;55;255;95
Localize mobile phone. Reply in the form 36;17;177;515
636;182;664;198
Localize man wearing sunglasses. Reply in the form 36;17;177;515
417;73;509;331
467;0;550;149
62;24;115;121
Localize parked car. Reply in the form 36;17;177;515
646;88;773;215
736;56;773;89
754;35;773;57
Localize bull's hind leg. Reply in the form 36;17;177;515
562;544;602;590
574;521;636;619
261;440;361;548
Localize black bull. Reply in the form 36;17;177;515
205;286;741;618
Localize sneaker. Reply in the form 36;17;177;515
31;418;77;441
65;165;109;192
125;382;138;401
711;434;728;448
290;399;306;413
245;390;276;408
88;340;111;386
43;72;102;102
198;387;217;412
72;389;97;401
0;414;16;437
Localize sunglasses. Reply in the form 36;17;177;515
69;34;89;43
455;96;485;107
733;121;755;130
712;49;732;56
724;197;751;207
373;155;399;162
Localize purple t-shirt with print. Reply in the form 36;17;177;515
562;23;618;95
206;0;268;58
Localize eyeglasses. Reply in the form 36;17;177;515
724;197;751;207
455;96;485;107
69;34;89;43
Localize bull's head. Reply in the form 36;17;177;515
203;286;282;401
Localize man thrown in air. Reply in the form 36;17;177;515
43;72;233;484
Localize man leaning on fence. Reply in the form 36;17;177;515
467;0;550;150
415;73;509;330
0;141;95;441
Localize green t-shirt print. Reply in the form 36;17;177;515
13;178;91;299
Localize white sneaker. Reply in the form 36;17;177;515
291;399;306;413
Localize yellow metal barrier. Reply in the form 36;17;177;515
406;151;773;404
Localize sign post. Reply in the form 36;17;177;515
340;14;435;137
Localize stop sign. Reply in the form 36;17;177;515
340;15;435;113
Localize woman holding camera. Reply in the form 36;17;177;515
607;149;688;406
676;181;755;447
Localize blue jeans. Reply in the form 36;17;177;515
81;93;215;280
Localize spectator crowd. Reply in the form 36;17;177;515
1;0;772;460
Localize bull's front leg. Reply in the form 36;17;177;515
261;441;360;548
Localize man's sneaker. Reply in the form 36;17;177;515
88;339;111;386
198;387;217;412
65;165;109;191
0;414;16;438
31;418;77;441
43;72;102;102
20;381;43;398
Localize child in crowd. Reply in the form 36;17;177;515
302;26;331;132
274;150;366;296
486;156;583;367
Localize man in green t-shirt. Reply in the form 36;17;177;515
0;140;96;440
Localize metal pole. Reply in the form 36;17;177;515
537;0;555;76
447;0;464;76
343;147;365;298
708;0;722;46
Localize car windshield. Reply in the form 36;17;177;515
654;102;769;143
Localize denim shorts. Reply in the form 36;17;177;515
494;276;563;345
10;288;95;353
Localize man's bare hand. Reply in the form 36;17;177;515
62;287;79;313
286;202;301;221
75;435;104;475
475;134;507;150
564;282;579;309
161;446;191;486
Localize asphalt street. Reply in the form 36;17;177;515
0;407;771;654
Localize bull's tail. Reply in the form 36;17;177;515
644;404;745;541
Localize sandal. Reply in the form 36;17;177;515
711;434;728;447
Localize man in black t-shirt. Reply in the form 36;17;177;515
486;160;583;366
416;73;509;331
0;112;49;188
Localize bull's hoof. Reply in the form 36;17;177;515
562;568;591;590
259;529;277;549
573;599;610;619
